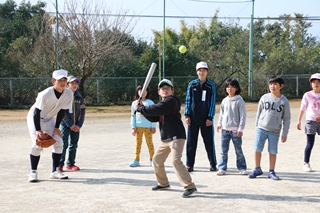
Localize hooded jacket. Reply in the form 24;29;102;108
136;95;186;142
217;95;246;132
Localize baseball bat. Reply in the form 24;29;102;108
134;62;157;114
139;62;157;100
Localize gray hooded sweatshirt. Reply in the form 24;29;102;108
256;93;291;137
217;95;246;132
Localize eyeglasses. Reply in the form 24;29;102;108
160;87;171;91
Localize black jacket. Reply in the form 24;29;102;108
137;95;186;142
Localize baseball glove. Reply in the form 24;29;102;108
36;133;56;148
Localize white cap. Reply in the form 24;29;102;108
158;79;174;88
52;69;68;80
309;73;320;82
67;76;80;83
196;61;208;71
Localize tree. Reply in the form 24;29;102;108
0;0;46;77
290;13;319;74
254;13;320;76
33;0;137;97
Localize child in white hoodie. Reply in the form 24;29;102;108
216;78;247;175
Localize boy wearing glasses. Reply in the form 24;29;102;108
134;79;197;198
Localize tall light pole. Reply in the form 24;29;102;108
162;0;166;78
55;0;60;70
158;41;162;82
248;0;255;99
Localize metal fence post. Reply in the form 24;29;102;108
97;79;100;104
296;76;299;97
10;79;14;106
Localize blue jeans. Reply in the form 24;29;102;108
59;125;80;167
218;130;247;171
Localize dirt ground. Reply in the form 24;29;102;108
1;99;320;213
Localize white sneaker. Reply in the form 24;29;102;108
50;170;68;179
28;170;38;182
239;169;248;175
303;163;312;172
216;170;226;176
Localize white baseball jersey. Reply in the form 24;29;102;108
27;87;73;155
28;86;73;120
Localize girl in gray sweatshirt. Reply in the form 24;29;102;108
216;78;247;176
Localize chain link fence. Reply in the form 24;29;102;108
0;74;312;108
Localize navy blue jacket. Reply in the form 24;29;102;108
61;90;86;128
137;95;186;142
184;78;216;125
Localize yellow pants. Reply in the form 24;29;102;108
135;127;154;161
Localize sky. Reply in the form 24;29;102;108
2;0;320;42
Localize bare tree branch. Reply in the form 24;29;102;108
28;0;137;96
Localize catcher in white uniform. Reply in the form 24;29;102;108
27;69;73;182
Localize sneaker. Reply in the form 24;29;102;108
216;170;226;176
58;166;63;172
152;185;170;190
50;170;68;179
130;160;140;167
248;168;263;178
210;166;218;171
66;165;80;171
150;161;153;167
182;188;197;198
268;171;280;180
239;169;248;175
186;166;194;172
28;170;38;182
303;163;312;172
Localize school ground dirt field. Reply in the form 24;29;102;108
1;99;320;213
